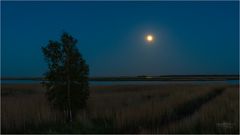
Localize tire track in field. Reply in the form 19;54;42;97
137;87;226;133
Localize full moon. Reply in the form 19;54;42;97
146;34;154;42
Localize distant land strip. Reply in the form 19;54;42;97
1;75;239;81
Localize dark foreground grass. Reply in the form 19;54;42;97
1;83;239;134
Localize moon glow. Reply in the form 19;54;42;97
146;34;154;43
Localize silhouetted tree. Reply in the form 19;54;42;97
42;32;89;122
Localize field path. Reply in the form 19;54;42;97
140;87;225;133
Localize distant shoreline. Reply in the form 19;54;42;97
1;75;239;81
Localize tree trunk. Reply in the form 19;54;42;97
67;77;72;122
67;51;72;123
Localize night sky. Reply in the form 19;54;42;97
1;1;239;77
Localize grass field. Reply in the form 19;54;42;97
1;83;239;133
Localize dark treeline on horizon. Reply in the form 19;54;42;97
1;74;239;81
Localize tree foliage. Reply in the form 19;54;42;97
42;32;89;122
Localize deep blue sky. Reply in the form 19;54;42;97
1;1;239;77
